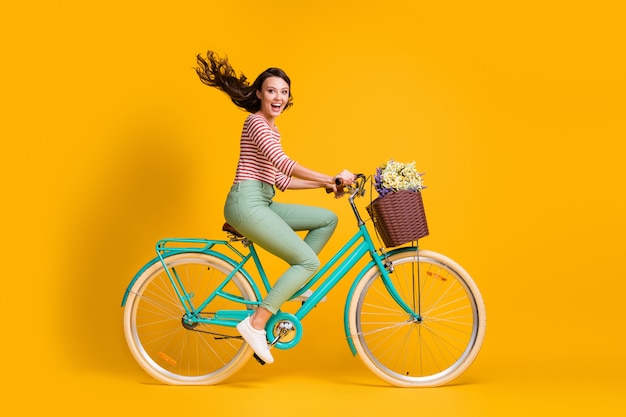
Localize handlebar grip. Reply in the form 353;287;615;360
326;174;365;194
326;177;344;193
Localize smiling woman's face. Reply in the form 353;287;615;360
255;76;290;123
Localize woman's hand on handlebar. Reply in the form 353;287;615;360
330;170;357;198
335;170;357;186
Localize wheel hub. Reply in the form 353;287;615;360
181;315;198;330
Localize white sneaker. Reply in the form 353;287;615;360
293;289;327;303
236;316;274;364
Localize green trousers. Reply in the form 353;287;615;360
224;180;338;313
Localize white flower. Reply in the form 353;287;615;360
375;160;424;197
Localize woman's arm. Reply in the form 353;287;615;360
291;163;334;185
292;164;356;185
286;177;333;190
287;164;356;194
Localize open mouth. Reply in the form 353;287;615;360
271;103;282;111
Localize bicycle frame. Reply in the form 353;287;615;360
121;176;420;355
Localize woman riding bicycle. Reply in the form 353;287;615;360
195;51;356;364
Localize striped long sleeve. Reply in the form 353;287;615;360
233;114;297;191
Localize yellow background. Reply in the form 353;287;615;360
3;1;625;415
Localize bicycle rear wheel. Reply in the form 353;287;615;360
348;249;486;387
124;252;257;385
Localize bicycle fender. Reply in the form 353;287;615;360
343;247;417;356
121;250;258;307
343;259;377;356
122;255;160;307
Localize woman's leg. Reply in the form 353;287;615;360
225;181;279;363
239;202;337;314
224;182;337;363
269;201;338;255
225;182;338;314
260;201;337;310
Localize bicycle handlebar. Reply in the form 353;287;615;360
326;174;367;198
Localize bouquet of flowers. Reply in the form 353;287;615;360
373;159;425;197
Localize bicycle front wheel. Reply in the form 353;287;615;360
123;252;257;385
348;249;486;387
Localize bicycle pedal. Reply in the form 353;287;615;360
253;353;266;365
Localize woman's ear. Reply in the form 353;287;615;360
256;89;262;100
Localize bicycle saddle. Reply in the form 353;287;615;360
222;222;243;238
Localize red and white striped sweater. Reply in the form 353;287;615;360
233;114;296;191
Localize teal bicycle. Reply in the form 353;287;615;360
121;174;486;387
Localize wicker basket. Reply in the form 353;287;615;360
366;190;429;247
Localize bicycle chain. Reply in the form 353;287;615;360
188;327;243;340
